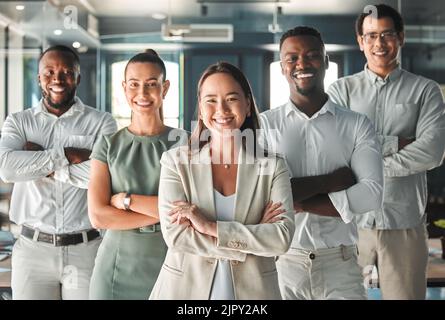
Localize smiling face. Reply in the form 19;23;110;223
357;16;404;77
38;50;80;112
280;35;328;99
123;62;169;117
199;72;251;138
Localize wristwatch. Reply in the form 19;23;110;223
123;193;131;211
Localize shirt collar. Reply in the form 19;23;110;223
284;100;295;117
33;96;85;117
364;63;402;84
285;98;336;119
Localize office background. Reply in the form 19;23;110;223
0;0;444;299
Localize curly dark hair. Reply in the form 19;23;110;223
279;26;324;50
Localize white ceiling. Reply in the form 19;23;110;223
55;0;392;18
47;0;445;29
78;0;374;17
0;0;443;50
1;1;444;25
53;0;442;22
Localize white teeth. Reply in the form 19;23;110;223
374;51;387;56
214;118;233;124
295;73;314;79
50;87;65;93
136;102;150;106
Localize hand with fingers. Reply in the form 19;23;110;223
328;167;356;193
260;201;286;223
24;141;54;178
111;192;126;210
169;200;216;237
24;141;44;151
64;147;91;164
293;201;304;213
398;137;415;151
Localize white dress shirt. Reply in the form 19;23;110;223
328;65;445;229
0;97;117;234
209;189;236;300
260;99;383;250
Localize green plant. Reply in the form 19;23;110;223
433;219;445;229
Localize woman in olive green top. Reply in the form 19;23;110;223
88;50;187;299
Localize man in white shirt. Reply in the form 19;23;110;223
260;26;383;299
328;4;445;299
0;45;117;299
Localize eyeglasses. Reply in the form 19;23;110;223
361;30;398;44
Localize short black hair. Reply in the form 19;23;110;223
124;49;166;81
39;45;80;68
355;4;404;35
279;26;325;51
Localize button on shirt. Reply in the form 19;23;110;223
328;65;445;230
0;97;117;234
260;99;383;250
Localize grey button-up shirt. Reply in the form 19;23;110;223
0;97;117;234
328;65;445;230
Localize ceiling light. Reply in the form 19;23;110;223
77;46;88;53
72;41;81;49
152;12;167;20
53;29;63;36
15;5;25;11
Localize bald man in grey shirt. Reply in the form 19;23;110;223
328;4;445;299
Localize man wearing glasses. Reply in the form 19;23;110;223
328;4;445;299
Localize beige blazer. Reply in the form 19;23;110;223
150;144;295;300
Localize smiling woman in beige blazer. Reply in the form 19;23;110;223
150;62;295;300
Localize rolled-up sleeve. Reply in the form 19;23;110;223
0;115;68;182
377;134;398;157
53;113;117;189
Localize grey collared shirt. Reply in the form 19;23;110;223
0;97;117;234
328;65;445;230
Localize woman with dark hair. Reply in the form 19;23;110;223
88;50;187;299
150;61;295;300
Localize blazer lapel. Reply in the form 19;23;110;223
190;144;216;219
233;147;260;224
